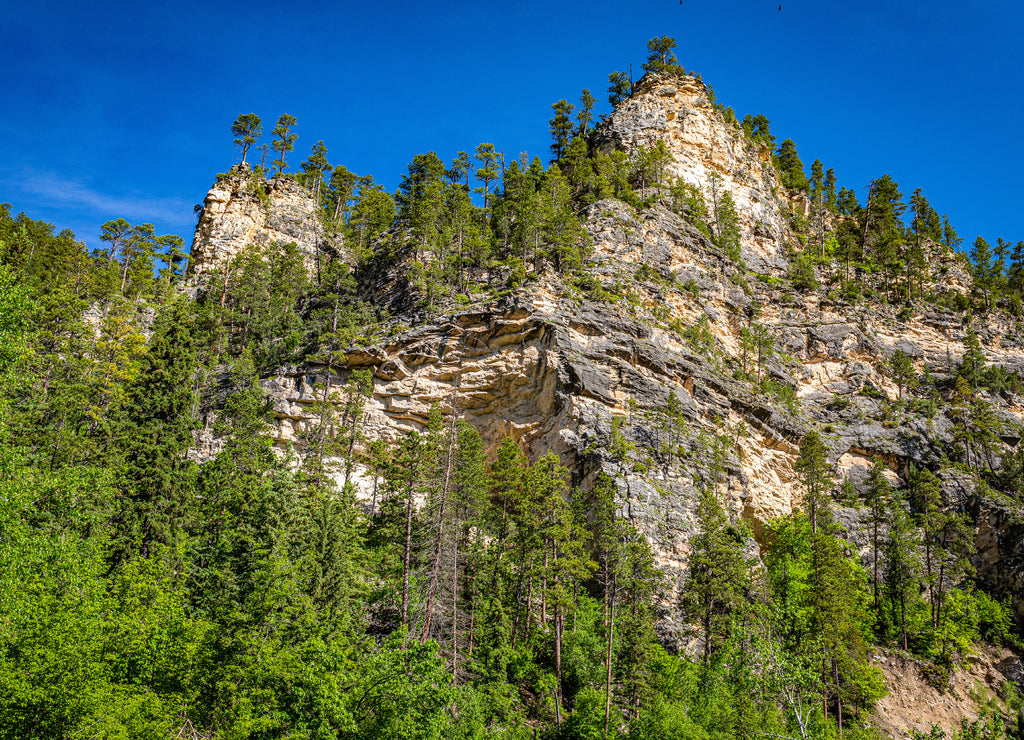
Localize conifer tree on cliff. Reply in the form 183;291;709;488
795;430;832;534
776;139;808;192
549;100;575;162
231;113;262;165
271;114;298;174
300;140;332;201
643;36;679;74
608;71;631;107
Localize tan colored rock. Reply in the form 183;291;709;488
187;164;327;281
594;72;792;272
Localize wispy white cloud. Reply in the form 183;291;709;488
13;171;195;229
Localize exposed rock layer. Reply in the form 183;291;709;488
188;71;1024;715
188;164;326;280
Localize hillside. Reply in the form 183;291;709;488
1;45;1023;740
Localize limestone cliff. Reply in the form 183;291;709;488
594;71;792;271
187;71;1024;732
188;163;329;281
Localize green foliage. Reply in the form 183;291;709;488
715;188;742;263
5;67;1024;739
270;113;298;174
741;114;776;149
643;36;684;75
789;251;819;292
776;139;809;192
670;179;710;237
608;71;631;107
231;112;262;165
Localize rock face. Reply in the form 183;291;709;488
593;72;792;272
189;73;1024;648
871;647;1024;737
187;164;327;280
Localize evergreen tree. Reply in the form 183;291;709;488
608;71;631;107
795;431;832;534
970;235;996;310
882;491;921;650
958;326;986;389
682;488;751;664
864;459;891;614
299;140;332;201
643;36;680;74
776;139;808;192
549;100;576;161
270;113;298;174
231;113;262;165
349;180;396;258
474;143;500;221
888;349;916;401
111;299;199;561
742;114;776;149
942;214;963;251
327;165;359;226
576;88;596;136
908;465;943;627
824;167;837;208
397;152;447;265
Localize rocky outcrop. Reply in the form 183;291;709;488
187;164;329;281
973;498;1024;631
593;71;792;273
188;74;1024;648
871;647;1024;738
208;190;1024;640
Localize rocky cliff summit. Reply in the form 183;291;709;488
188;163;331;281
594;71;792;271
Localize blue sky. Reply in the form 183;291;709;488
1;0;1020;254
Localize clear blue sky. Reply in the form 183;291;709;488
1;0;1020;254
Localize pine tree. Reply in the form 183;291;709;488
888;349;916;401
970;235;995;311
231;113;262;165
715;188;742;263
809;518;881;723
776;139;808;192
882;491;921;650
683;488;751;664
908;465;943;627
549;100;576;161
642;36;680;74
299;140;332;201
576;88;596;136
608;71;631;107
111;299;199;561
864;459;891;613
795;431;832;534
270;114;298;174
474;143;500;222
958;327;986;389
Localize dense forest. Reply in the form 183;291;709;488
1;37;1023;740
